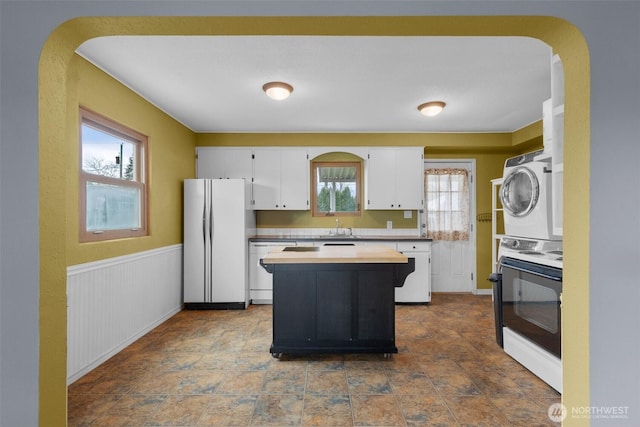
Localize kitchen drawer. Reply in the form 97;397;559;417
397;241;430;252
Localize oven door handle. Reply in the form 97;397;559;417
500;258;562;281
516;267;561;281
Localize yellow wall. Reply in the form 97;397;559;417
39;42;196;419
196;131;517;150
69;56;540;281
39;16;589;426
68;56;196;265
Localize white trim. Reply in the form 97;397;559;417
474;288;493;296
67;244;182;275
307;146;369;160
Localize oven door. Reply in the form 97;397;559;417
500;257;562;357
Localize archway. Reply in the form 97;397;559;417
39;16;589;424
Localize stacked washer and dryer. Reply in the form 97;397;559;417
494;149;564;393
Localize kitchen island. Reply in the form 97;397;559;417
260;245;414;357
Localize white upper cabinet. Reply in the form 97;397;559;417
279;149;310;210
196;145;424;212
253;148;309;210
394;148;424;209
365;147;424;210
196;147;253;180
365;148;395;209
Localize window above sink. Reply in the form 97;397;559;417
311;161;362;217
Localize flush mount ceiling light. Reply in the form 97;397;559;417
418;101;446;117
263;81;294;100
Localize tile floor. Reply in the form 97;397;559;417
68;293;561;426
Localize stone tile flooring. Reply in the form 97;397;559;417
68;293;561;426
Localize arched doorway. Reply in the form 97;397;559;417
39;16;589;424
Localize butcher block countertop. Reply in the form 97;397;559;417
261;245;409;264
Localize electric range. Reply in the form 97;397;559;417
498;236;563;268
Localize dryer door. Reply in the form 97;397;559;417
500;166;540;217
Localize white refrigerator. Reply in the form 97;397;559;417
183;179;255;309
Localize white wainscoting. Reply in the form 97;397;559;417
67;244;183;384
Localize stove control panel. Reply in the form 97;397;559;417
501;237;537;251
498;236;563;268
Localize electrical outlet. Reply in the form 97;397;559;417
386;221;392;230
404;210;412;219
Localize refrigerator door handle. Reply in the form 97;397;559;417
210;205;213;242
207;181;213;302
203;181;210;302
202;202;207;242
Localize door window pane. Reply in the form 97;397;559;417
424;169;470;240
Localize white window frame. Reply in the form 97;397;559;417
79;107;148;242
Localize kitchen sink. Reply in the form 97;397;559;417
282;246;320;252
316;234;360;239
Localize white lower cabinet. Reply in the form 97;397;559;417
248;239;430;304
396;242;431;303
249;242;285;304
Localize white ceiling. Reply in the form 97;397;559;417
76;35;552;133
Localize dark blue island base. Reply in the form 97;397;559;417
260;260;415;358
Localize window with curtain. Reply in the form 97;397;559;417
424;168;470;240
